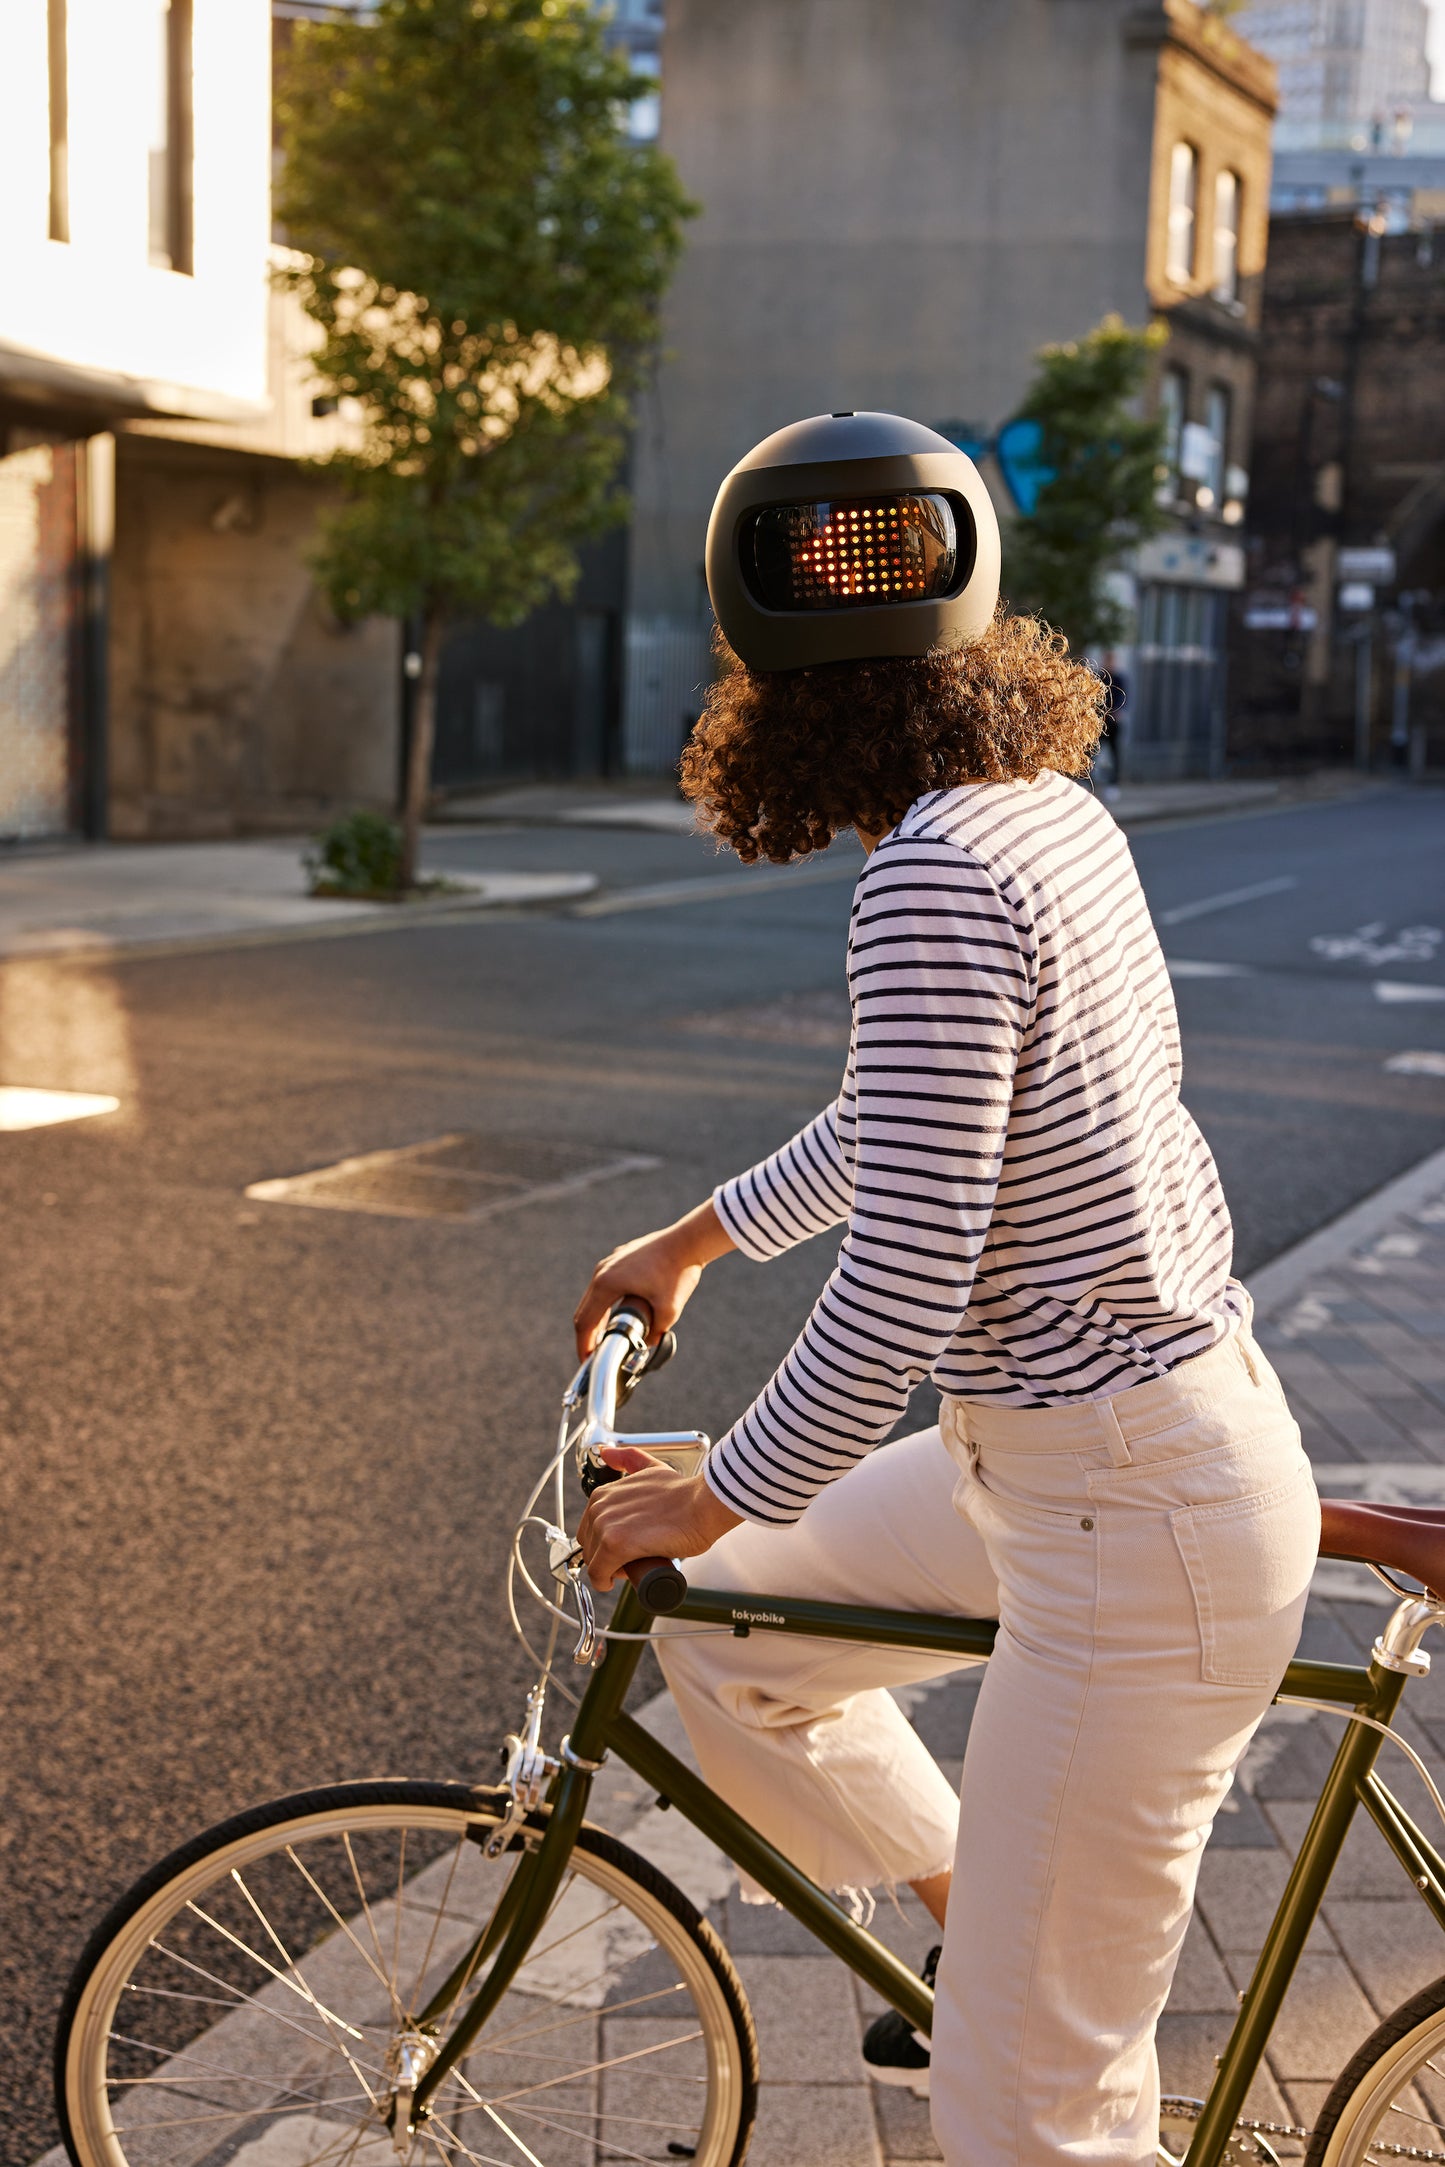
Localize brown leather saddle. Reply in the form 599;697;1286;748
1320;1499;1445;1600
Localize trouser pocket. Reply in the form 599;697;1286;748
1170;1460;1319;1687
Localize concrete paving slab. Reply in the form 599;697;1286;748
1324;1896;1445;2008
735;1953;870;2084
745;2078;882;2167
1168;1918;1241;2012
1257;1951;1382;2080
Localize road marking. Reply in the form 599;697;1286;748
1156;875;1296;926
572;858;861;918
0;1085;119;1130
1375;980;1445;1003
247;1139;661;1222
1164;958;1252;979
1386;1050;1445;1077
1314;923;1443;967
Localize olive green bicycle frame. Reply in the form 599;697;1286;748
412;1584;1445;2167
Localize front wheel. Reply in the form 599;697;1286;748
56;1778;758;2167
1306;1971;1445;2164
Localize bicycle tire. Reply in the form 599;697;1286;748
1305;1970;1445;2165
55;1777;758;2167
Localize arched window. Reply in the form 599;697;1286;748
1212;170;1241;302
1167;141;1197;285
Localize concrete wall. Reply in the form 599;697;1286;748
630;0;1168;636
109;437;399;838
0;431;78;839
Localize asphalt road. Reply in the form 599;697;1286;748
3;784;1443;2162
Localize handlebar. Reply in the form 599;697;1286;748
578;1302;711;1615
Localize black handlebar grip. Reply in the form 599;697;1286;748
624;1557;689;1613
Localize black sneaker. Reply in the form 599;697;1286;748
861;1944;938;2096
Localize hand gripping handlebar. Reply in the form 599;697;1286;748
578;1302;711;1613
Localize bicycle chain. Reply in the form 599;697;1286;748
1162;2096;1445;2162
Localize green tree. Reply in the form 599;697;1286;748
1005;314;1170;651
276;0;694;887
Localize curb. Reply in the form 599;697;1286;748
1248;1142;1445;1314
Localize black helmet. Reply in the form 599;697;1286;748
705;410;1001;672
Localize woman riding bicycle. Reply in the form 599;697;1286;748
574;412;1319;2167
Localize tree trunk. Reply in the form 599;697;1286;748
399;607;444;892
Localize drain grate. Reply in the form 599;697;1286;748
246;1133;660;1222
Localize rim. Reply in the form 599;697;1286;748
1320;2005;1445;2165
63;1799;745;2167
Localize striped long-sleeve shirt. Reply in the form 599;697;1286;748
705;770;1246;1526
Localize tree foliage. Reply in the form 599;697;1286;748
274;0;694;878
1005;314;1170;651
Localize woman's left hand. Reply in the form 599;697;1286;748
578;1446;743;1591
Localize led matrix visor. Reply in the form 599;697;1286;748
742;491;960;613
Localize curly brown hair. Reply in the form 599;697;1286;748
679;608;1107;864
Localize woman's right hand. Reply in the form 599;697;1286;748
573;1199;737;1358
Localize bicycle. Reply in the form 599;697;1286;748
53;1302;1445;2167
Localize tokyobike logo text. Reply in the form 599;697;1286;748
731;1606;786;1626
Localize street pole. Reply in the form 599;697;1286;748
1353;626;1373;771
1391;626;1414;771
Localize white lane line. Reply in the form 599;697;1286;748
0;1086;120;1130
1164;958;1252;980
572;859;861;918
1376;980;1445;1004
1386;1050;1445;1077
1156;876;1297;926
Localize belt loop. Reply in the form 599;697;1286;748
1238;1333;1264;1389
1096;1394;1132;1467
946;1399;978;1467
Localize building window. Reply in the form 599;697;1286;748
1212;169;1241;302
47;0;68;243
1159;366;1187;488
1166;141;1197;284
1201;383;1231;508
148;0;193;273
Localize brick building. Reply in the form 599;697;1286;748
1231;210;1445;769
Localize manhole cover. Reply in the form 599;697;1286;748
246;1133;660;1221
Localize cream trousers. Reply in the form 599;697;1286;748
657;1329;1320;2167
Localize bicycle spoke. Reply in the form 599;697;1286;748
113;2100;372;2134
391;1827;409;2004
142;1939;385;2067
476;1981;691;2055
420;2115;531;2167
285;1841;405;2008
408;1835;470;2013
453;2096;702;2138
181;1901;367;2040
504;2099;678;2167
230;1863;383;2085
344;1827;403;2018
480;2100;550;2167
487;2027;705;2108
111;2026;386;2087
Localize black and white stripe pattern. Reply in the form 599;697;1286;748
706;771;1245;1526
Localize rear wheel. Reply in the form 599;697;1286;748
56;1779;758;2167
1305;1972;1445;2164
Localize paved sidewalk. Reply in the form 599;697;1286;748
585;1143;1445;2167
436;776;1307;833
0;838;596;960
